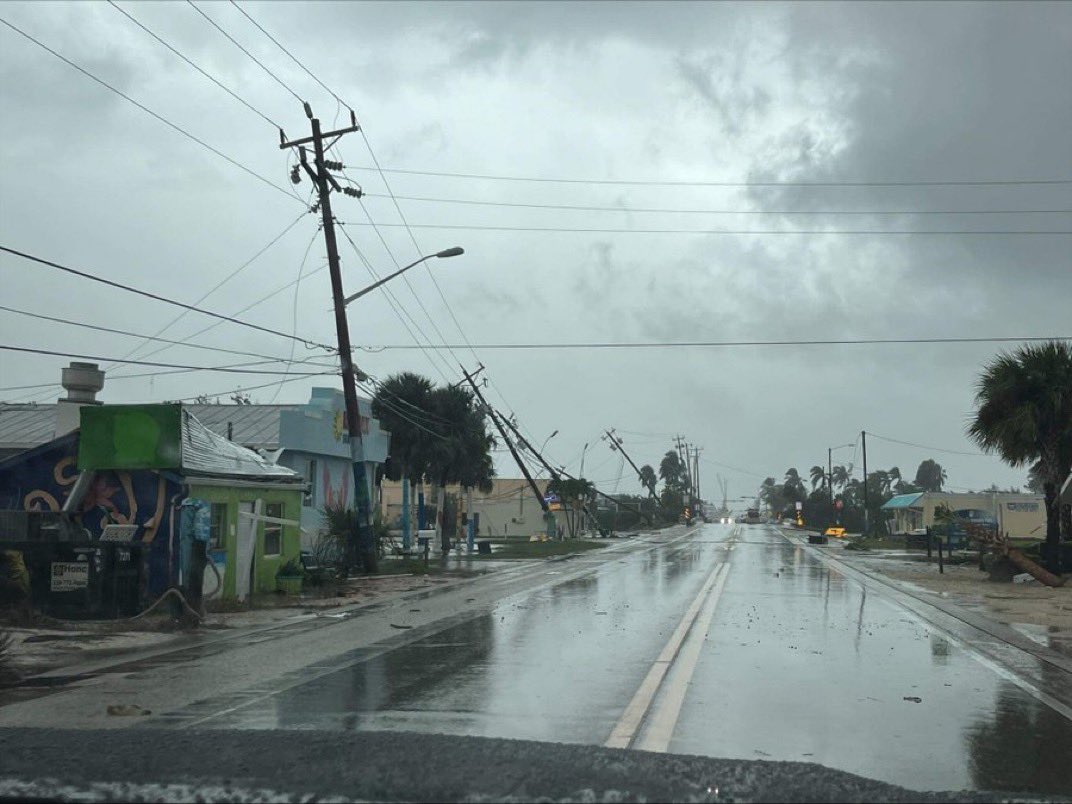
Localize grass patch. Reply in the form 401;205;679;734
476;539;608;560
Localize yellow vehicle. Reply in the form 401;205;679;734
823;527;847;539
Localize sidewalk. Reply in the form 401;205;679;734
1;532;640;682
1;565;493;681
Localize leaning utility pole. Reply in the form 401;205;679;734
504;416;596;537
604;429;658;503
280;105;375;573
461;367;556;540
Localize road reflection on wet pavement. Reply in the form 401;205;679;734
187;523;1072;796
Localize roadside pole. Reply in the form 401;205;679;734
828;447;834;527
280;106;377;574
861;430;869;536
461;367;555;540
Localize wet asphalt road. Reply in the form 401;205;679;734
140;522;1072;796
3;522;1071;799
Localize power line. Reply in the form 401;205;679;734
0;303;329;364
107;0;279;129
0;354;338;394
337;225;455;383
0;16;297;202
340;221;1071;236
866;431;995;458
111;212;311;367
184;0;303;103
0;245;335;352
358;138;482;370
351;335;1072;350
0;345;339;376
116;229;328;370
348;202;466;373
363;192;1072;217
344;164;1072;188
156;370;337;404
228;0;346;108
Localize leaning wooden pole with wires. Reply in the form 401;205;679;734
280;103;376;574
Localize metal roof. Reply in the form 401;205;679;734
881;492;924;510
183;404;301;449
179;408;300;480
0;403;300;451
0;405;56;450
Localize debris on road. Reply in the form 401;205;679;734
902;696;922;703
106;704;150;716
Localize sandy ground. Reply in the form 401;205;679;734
838;547;1072;656
2;569;486;679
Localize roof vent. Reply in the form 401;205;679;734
61;362;105;403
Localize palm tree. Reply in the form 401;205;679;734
783;468;806;501
424;385;496;551
914;459;947;492
659;451;686;492
809;465;825;491
831;465;850;490
968;341;1072;571
638;464;658;500
372;372;436;540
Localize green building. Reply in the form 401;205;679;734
78;403;305;600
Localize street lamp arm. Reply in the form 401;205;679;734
343;247;464;306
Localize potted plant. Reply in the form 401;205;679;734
275;558;304;595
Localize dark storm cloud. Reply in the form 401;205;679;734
1;1;1068;494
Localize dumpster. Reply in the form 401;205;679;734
1;511;146;618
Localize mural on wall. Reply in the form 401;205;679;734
0;435;182;595
322;461;350;510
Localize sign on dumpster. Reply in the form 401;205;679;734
51;561;89;591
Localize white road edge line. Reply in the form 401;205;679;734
634;555;732;753
604;561;727;750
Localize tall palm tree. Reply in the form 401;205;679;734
659;451;686;492
914;459;947;492
372;372;436;539
831;465;850;490
783;468;806;501
425;385;496;551
968;341;1072;570
638;464;658;499
809;465;825;491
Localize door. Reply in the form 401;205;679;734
235;500;257;601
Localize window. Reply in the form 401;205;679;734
209;503;227;550
303;459;317;507
263;502;283;556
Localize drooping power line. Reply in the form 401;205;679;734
0;16;298;202
0;245;335;352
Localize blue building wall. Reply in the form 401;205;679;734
276;388;390;550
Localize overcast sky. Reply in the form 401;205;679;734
1;1;1069;500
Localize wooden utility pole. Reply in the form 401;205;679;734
461;367;555;538
279;105;376;572
862;430;869;536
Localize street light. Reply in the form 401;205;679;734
540;430;559;454
342;247;464;306
579;442;589;478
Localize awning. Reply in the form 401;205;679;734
881;492;923;510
